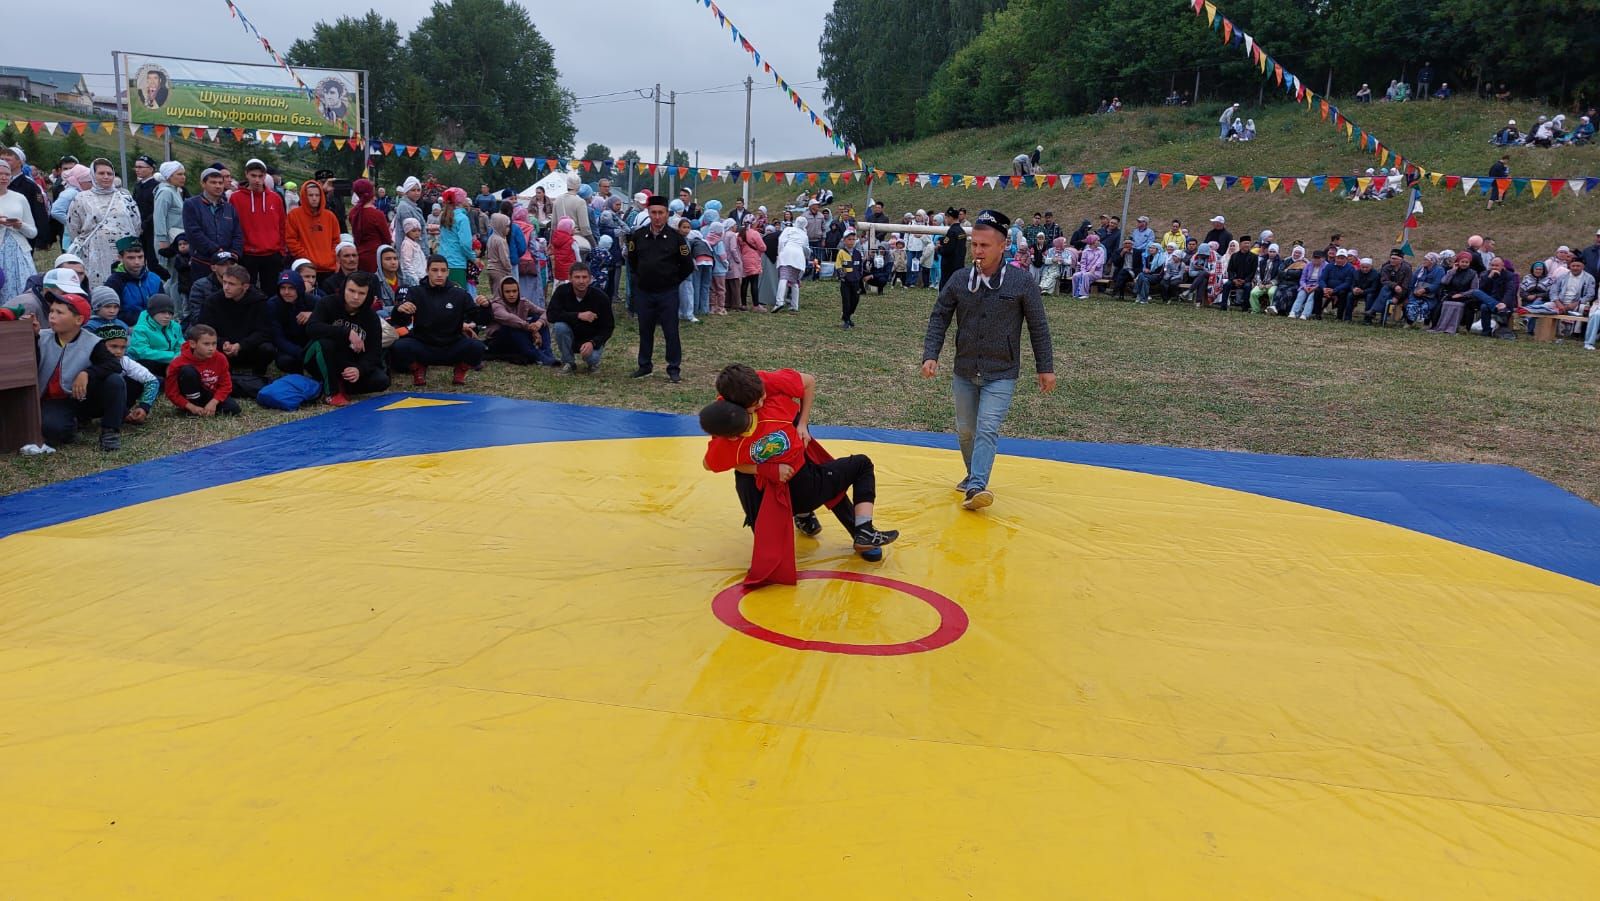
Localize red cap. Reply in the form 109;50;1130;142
57;295;92;321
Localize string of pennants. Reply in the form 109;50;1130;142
9;115;1600;199
223;0;358;139
689;0;861;166
868;167;1600;199
1190;0;1419;176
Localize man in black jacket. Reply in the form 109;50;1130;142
921;209;1056;513
547;262;614;374
390;255;489;386
936;207;967;289
132;155;160;254
1202;215;1232;249
198;263;274;396
626;195;694;383
303;271;389;404
1223;243;1257;310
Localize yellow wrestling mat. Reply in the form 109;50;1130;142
2;409;1599;897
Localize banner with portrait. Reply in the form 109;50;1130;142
122;53;361;136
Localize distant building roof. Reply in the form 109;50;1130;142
0;67;88;93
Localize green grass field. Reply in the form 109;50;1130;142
5;288;1596;503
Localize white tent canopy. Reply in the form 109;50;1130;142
518;170;574;199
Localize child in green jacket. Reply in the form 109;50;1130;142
129;294;183;375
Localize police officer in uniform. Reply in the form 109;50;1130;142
627;195;694;383
937;206;968;289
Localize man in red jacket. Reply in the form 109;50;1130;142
231;158;286;290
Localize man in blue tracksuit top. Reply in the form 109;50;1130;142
1317;249;1357;320
921;208;1056;513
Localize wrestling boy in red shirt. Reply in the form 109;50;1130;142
701;364;898;586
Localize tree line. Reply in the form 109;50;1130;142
821;0;1600;144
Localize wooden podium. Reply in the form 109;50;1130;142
0;319;41;452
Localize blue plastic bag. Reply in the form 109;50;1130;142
255;374;323;411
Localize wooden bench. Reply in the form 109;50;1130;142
1528;313;1589;342
0;319;41;453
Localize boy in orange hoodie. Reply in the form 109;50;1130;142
164;323;240;416
285;180;339;278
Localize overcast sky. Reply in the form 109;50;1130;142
29;0;842;165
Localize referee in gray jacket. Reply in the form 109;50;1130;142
921;209;1055;511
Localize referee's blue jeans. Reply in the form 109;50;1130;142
952;373;1017;492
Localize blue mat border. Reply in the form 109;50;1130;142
4;394;1596;587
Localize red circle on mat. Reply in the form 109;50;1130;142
712;570;968;656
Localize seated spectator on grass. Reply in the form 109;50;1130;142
1320;250;1357;320
304;271;389;405
1355;83;1372;103
1250;243;1282;312
1136;242;1168;304
486;275;556;366
1432;251;1479;334
319;242;363;300
1289;249;1326;319
198;264;274;396
546;262;613;374
94;323;159;428
291;258;321;298
185;250;236;331
86;287;122;334
1405;252;1445;325
1222;239;1255;310
164;323;239;417
104;237;166;325
1039;238;1066;295
390;255;489;387
129;294;183;375
1073;234;1106;298
1563;116;1594;145
1242;119;1257;141
1268;246;1307;315
1348;257;1381;322
1152;247;1181;302
1492;120;1522;146
1111;238;1138;298
1365;249;1413;324
373;245;409;312
269;270;316;374
1469;257;1517;337
1518;260;1553;310
1433;83;1452;99
36;292;127;451
1535;257;1595;316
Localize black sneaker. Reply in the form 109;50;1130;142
584;361;598;373
98;429;121;452
629;368;652;379
668;373;681;384
795;512;823;537
962;487;994;510
556;363;576;375
852;525;899;551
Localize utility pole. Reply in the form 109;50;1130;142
742;76;753;208
693;150;699;194
653;82;661;195
668;90;677;196
112;52;128;184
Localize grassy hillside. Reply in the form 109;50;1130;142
687;98;1600;265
